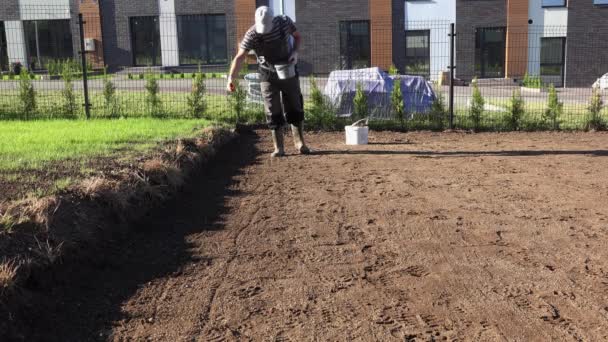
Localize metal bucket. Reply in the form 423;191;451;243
275;64;296;80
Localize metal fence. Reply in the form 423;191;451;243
0;7;607;131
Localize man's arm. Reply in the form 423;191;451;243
227;48;248;92
289;31;302;64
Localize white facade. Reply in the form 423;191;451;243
404;0;456;81
4;21;28;68
527;0;568;78
3;0;71;68
158;0;179;67
19;0;71;20
269;0;296;22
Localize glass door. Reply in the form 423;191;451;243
475;27;506;78
130;16;161;67
339;21;371;70
0;22;7;72
540;37;565;87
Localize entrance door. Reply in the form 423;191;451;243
540;37;566;87
475;27;506;78
0;22;7;72
130;16;160;66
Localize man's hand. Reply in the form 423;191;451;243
226;76;235;93
227;48;248;92
288;52;298;65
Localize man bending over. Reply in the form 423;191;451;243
227;6;310;157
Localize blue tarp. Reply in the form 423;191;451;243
323;67;436;119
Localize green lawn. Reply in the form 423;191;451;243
0;118;212;171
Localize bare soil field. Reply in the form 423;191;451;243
17;129;608;341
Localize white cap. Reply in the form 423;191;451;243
255;6;274;34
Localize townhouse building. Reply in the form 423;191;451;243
0;0;606;87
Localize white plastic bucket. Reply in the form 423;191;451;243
275;64;296;79
345;125;369;145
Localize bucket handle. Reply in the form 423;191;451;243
351;118;368;127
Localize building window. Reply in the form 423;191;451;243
0;22;7;72
594;0;608;5
405;30;430;78
339;20;370;70
475;27;506;78
177;15;227;66
130;16;161;66
23;20;74;70
542;0;566;7
540;37;565;86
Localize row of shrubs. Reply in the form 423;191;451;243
3;67;259;123
305;76;606;132
3;67;606;131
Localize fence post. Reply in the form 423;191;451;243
449;23;456;130
78;13;91;119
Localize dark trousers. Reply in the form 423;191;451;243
260;76;304;129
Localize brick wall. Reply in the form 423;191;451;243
370;0;393;70
456;0;507;80
392;0;406;73
79;0;105;67
100;0;160;68
295;0;370;74
0;0;20;21
506;0;528;78
566;1;608;87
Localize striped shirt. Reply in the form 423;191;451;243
240;15;297;56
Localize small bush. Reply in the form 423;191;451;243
61;63;78;118
388;65;399;76
543;84;562;130
507;89;525;130
145;71;163;118
127;73;133;80
586;87;605;131
306;76;338;130
522;72;542;89
353;82;368;120
228;79;247;124
103;70;119;118
470;78;485;130
180;73;185;79
19;68;36;119
391;78;405;129
429;92;446;130
138;73;144;80
187;73;207;118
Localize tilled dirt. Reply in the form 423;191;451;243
22;129;608;341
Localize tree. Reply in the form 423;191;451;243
353;83;368;120
102;67;119;118
18;68;36;120
508;89;525;131
543;84;562;130
586;87;605;131
61;62;77;118
470;78;485;130
145;70;163;118
228;79;247;124
391;79;405;129
430;93;446;130
187;72;207;118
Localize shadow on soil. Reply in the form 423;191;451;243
14;131;262;342
313;149;608;157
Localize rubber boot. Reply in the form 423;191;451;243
291;122;310;155
270;128;286;158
